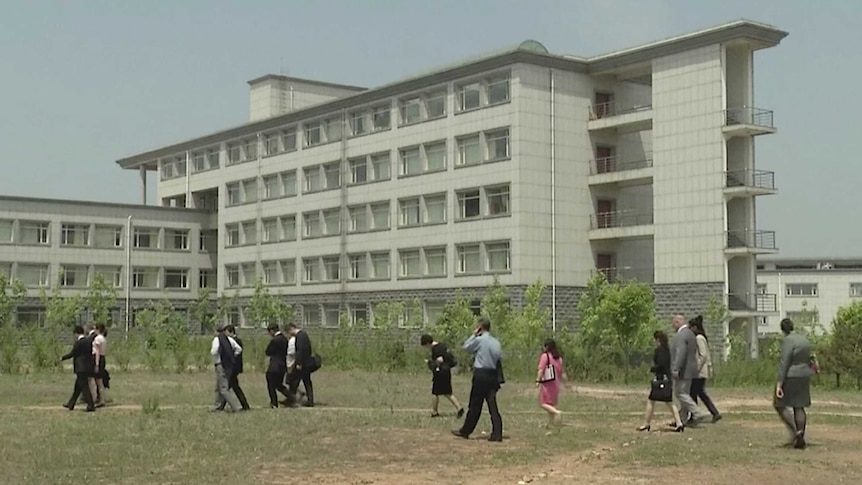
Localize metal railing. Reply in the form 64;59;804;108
724;107;774;128
591;267;654;284
591;156;654;175
728;292;777;313
590;101;653;120
591;210;654;229
725;169;776;191
726;229;776;250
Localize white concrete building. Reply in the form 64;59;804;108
756;258;862;335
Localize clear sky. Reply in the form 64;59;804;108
1;0;860;257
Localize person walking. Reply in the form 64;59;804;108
638;331;684;432
420;334;464;418
536;338;572;429
61;325;96;412
265;323;293;408
688;316;721;423
670;315;704;427
92;323;110;407
774;318;813;449
224;325;250;411
210;323;243;412
452;317;503;442
287;323;316;407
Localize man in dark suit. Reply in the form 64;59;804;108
287;323;315;407
223;325;250;411
264;323;293;408
61;325;96;412
670;315;704;426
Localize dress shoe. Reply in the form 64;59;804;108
85;407;96;413
638;425;651;432
451;430;469;439
488;436;503;442
712;414;722;423
456;408;465;419
302;402;314;408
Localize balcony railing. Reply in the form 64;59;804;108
591;156;654;175
592;267;654;284
726;229;776;250
591;211;654;229
724;107;774;128
590;101;653;120
728;292;777;313
725;169;776;191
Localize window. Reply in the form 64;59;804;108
280;260;296;284
161;160;175;180
60;265;88;287
323;256;340;281
349;206;368;233
243;138;258;161
324;162;341;189
372;106;390;130
371;202;390;230
132;267;159;288
785;283;818;297
457;189;481;219
19;221;50;245
192;151;206;171
242;178;258;203
303;305;320;326
351;304;369;326
226;224;240;247
241;221;257;245
281;171;297;197
486;242;511;272
304;166;322;192
280;215;296;241
264;134;280;156
426;90;446;118
261;261;278;285
400;147;422;176
94;225;122;248
400;97;422;124
94;266;122;288
199;269;215;289
226;265;240;288
207;150;220;169
305;122;322;147
18;264;49;287
424;194;446;223
241;263;256;286
165;229;189;250
425;247;446;276
323;209;340;235
303;259;319;282
227;143;241;164
227;182;241;206
425;142;446;172
133;228;158;249
351;112;368;136
456;135;481;166
349;158;368;184
282;128;297;151
851;283;862;297
263;174;280;199
486;129;510;160
0;263;10;278
371;252;390;279
304;212;322;238
371;153;391;181
323;305;342;328
399;249;421;277
349;254;367;280
0;220;12;243
61;224;90;246
262;218;278;243
164;268;190;289
457;82;481;111
486;185;510;216
487;76;510;104
426;301;446;325
399;198;420;227
325;118;342;142
227;308;241;327
457;244;482;274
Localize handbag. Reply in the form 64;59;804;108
306;353;322;374
537;353;557;383
649;376;673;401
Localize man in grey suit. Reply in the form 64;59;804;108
670;315;703;426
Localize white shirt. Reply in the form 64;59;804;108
92;334;107;357
677;324;689;333
210;335;242;366
286;336;296;368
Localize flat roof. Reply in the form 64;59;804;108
0;194;212;215
116;19;787;170
246;74;366;92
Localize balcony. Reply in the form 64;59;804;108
592;266;655;284
725;229;778;255
723;107;776;137
589;211;654;240
588;102;653;133
589;156;653;186
728;292;778;314
724;169;777;198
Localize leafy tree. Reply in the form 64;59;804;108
704;296;732;361
822;302;862;388
244;280;293;328
135;300;187;372
0;274;26;328
431;291;475;351
509;280;551;354
33;280;84;370
86;273;117;327
190;287;215;334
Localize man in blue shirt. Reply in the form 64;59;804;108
452;317;503;442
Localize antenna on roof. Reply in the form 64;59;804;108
280;57;289;76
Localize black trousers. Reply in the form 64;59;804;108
228;373;250;410
266;370;291;406
459;369;502;440
67;372;95;410
288;370;314;404
689;378;719;416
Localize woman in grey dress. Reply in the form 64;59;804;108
774;318;813;449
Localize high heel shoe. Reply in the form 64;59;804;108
673;424;685;433
637;425;650;432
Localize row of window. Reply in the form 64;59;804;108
762;282;862;298
0;263;215;290
224;240;511;288
224;184;510;247
223;128;510;207
160;73;511;180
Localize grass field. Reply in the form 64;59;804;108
2;370;862;485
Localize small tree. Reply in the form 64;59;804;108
34;281;84;370
86;274;117;327
136;300;187;372
823;302;862;389
704;296;731;361
508;280;551;354
0;274;26;328
244;280;293;328
191;288;216;334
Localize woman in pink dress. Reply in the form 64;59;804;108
535;339;571;428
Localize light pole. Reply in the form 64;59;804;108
124;215;132;339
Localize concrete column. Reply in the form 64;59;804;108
140;167;148;205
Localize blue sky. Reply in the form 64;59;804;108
1;0;860;257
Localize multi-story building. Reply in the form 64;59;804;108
2;20;788;356
756;258;862;335
0;196;215;326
